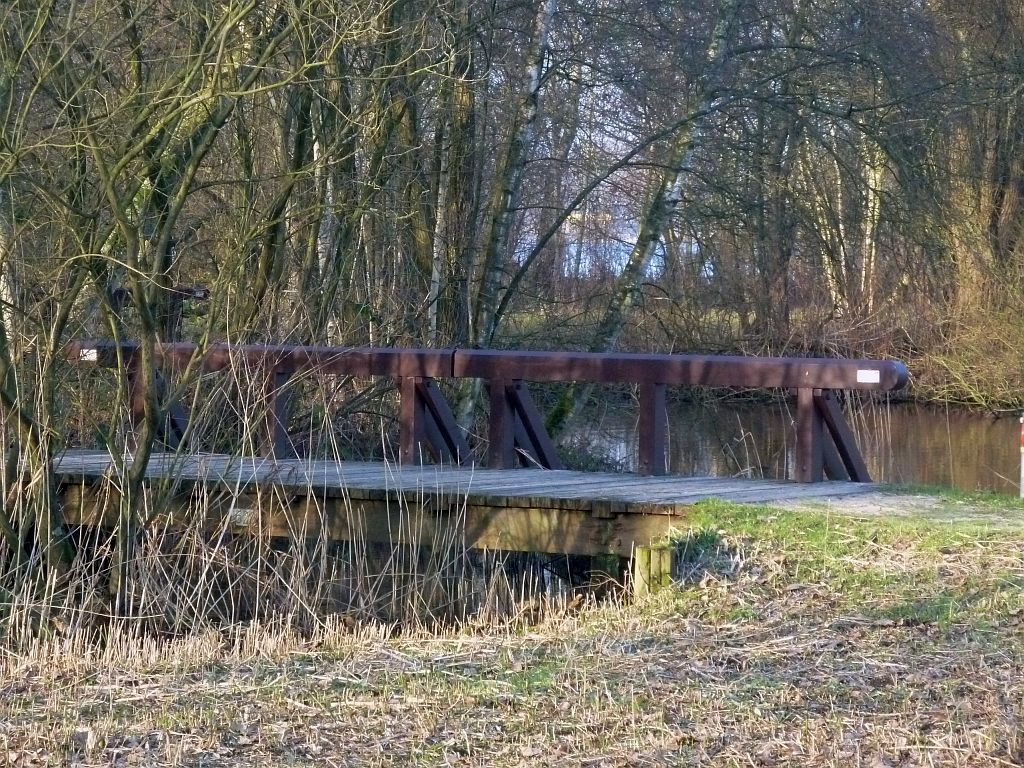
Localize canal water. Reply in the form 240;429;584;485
571;398;1023;496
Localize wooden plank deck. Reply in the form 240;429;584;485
55;450;876;558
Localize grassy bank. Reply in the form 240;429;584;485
3;498;1023;766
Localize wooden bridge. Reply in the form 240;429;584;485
60;341;908;590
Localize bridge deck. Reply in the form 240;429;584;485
56;451;876;557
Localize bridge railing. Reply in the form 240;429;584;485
68;341;908;483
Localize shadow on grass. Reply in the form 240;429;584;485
670;528;742;584
866;575;1024;628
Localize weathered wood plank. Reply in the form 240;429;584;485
55;451;877;514
60;483;677;557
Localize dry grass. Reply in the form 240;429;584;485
2;501;1024;767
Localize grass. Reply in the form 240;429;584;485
3;497;1024;766
881;483;1024;511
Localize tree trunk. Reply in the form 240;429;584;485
429;9;476;346
547;0;742;436
470;0;556;347
455;0;555;427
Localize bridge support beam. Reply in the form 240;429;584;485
795;389;873;483
400;377;471;465
815;391;871;482
488;380;564;469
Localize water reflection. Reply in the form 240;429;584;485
572;399;1022;496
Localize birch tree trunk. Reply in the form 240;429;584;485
0;173;13;358
469;0;556;347
0;14;20;370
454;0;554;426
0;162;22;556
858;137;885;315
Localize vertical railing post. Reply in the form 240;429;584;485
264;367;293;457
399;376;427;464
638;382;667;476
488;379;516;469
795;387;824;482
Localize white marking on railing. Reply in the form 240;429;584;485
78;348;98;362
856;369;881;384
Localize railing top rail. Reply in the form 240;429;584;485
68;340;909;392
69;340;455;378
453;349;908;391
